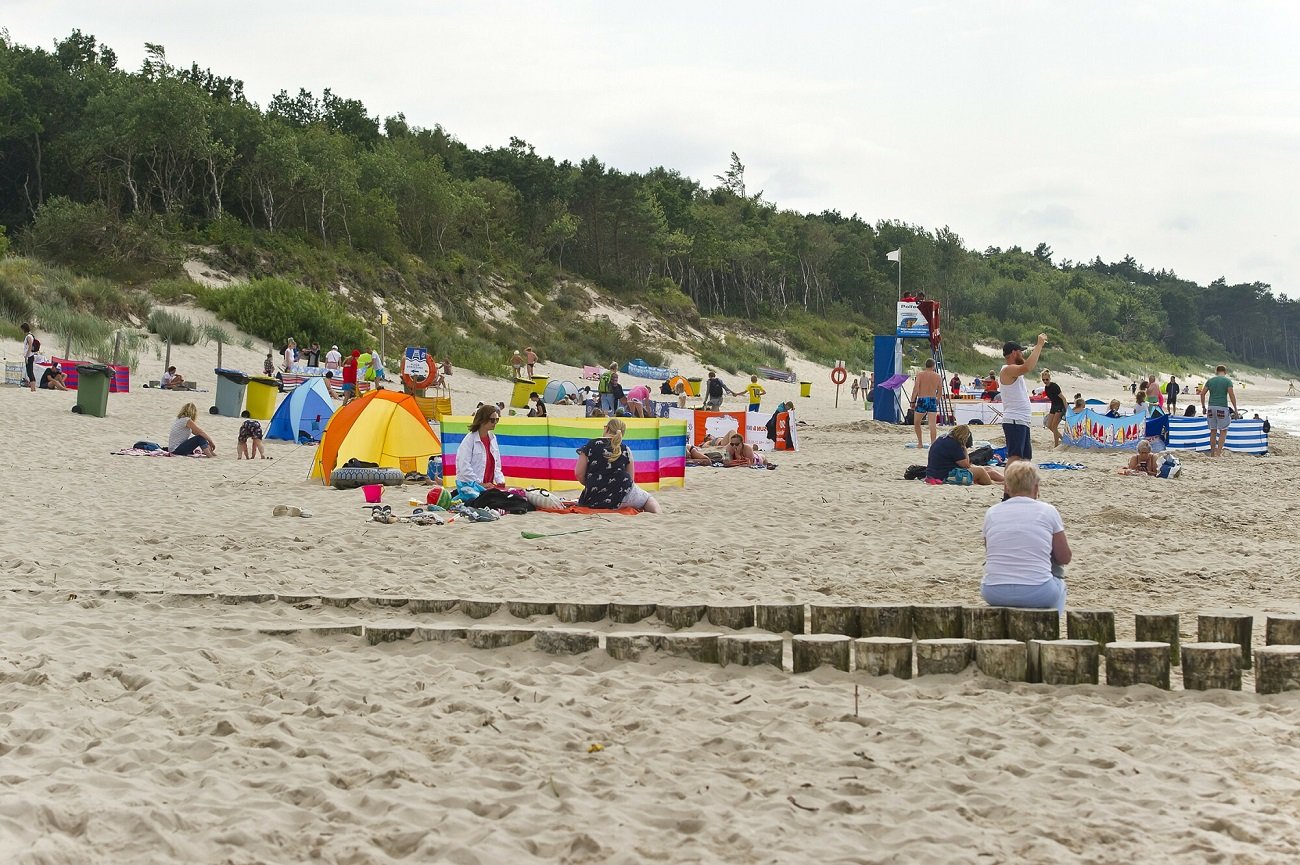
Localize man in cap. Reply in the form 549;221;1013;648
997;334;1048;464
341;349;361;404
325;344;341;370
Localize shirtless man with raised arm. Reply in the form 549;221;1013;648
910;358;943;448
998;334;1048;464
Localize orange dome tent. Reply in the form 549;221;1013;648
310;390;441;484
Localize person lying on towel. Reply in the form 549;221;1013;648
1120;440;1159;476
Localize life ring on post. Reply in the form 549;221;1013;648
830;367;848;385
401;347;438;391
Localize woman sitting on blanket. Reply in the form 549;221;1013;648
575;419;661;513
723;433;765;467
456;403;505;498
926;423;1004;486
168;403;216;457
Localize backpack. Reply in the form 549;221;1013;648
903;464;927;480
707;377;723;399
945;468;974;486
598;371;612;393
30;338;40;352
968;445;994;466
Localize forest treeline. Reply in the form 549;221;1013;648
2;30;1298;373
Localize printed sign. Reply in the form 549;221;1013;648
896;301;928;338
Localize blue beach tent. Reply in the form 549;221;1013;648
266;376;334;442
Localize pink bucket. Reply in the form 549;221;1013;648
362;484;384;503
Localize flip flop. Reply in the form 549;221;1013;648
273;505;302;517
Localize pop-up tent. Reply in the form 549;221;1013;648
542;379;580;403
309;390;441;483
266;376;333;442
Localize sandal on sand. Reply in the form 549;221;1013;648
273;505;312;518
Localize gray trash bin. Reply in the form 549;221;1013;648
212;368;250;416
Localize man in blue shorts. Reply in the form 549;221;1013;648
998;333;1047;464
910;358;942;448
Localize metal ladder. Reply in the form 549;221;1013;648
931;342;956;426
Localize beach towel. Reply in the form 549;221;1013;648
542;504;641;516
1038;462;1086;470
111;447;207;457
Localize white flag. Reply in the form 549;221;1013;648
886;248;901;262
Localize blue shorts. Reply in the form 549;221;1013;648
916;397;938;414
749;403;761;413
341;383;356;394
1002;422;1032;459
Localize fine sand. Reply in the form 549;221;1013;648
3;332;1300;864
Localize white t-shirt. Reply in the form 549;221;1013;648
999;365;1031;424
168;417;193;451
284;346;296;371
325;349;341;368
161;370;176;387
23;333;35;360
982;497;1065;587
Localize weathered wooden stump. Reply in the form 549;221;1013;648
414;625;468;642
718;634;784;669
1039;639;1100;685
1181;642;1242;691
309;624;363;636
534;629;599;655
963;606;1008;641
1006;608;1059;643
257;626;306;637
606;633;658;661
792;634;852;673
1026;640;1045;683
1066;610;1116;653
555;602;609;623
408;598;459;614
166;591;217;603
1198;613;1253;670
275;593;318;605
608;602;657;624
219;593;275;605
656;633;722;664
855;637;913;679
656;603;707;629
755;603;804;635
365;625;415;645
975;639;1028;682
368;596;409;608
916;638;975;676
913;604;964;640
707;604;755;630
506;600;556;618
460;600;503;619
1134;612;1180;665
1105;641;1171;689
321;595;362;608
1265;614;1300;646
810;604;861;638
1254;645;1300;694
859;604;913;639
467;626;536;649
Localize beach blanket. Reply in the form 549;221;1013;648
542;504;641;516
111;448;207;457
758;366;797;383
1038;462;1086;470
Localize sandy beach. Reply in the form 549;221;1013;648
3;331;1300;864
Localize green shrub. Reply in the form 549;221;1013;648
148;277;201;303
23;198;181;280
148;309;201;345
0;225;10;259
695;334;787;374
199;278;369;349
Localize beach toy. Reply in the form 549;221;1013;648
362;484;384;503
521;529;593;540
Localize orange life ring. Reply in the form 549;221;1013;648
831;367;847;385
402;351;439;390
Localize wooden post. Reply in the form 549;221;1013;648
656;633;722;664
460;599;503;619
274;593;316;604
1181;642;1242;691
369;596;409;608
656;603;707;629
409;598;459;614
912;604;963;640
1006;608;1059;643
1026;639;1045;683
718;634;784;669
1066;610;1116;653
366;625;415;645
321;595;362;608
1197;613;1253;670
1135;612;1180;665
963;606;1007;641
167;591;218;603
755;603;804;635
609;602;656;624
219;593;274;604
606;633;658;661
1254;645;1300;694
535;629;600;655
1265;614;1300;646
555;602;609;623
707;604;755;630
310;624;363;636
1105;641;1171;689
810;604;861;638
859;604;913;638
506;600;556;618
975;639;1028;682
415;625;467;641
792;634;852;673
916;638;975;676
467;626;536;649
855;637;913;679
1038;639;1100;685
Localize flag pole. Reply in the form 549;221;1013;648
897;258;902;301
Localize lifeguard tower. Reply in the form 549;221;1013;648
872;294;954;425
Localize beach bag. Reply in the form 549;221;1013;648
525;488;567;511
598;371;612;393
1158;456;1181;479
968;445;994;466
132;441;162;451
903;464;927;480
945;468;974;486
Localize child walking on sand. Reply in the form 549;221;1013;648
238;419;269;459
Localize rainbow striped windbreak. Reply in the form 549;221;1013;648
441;417;687;492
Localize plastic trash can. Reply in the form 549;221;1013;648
800;381;812;398
245;375;280;420
212;369;250;416
530;375;550;400
510;378;536;408
72;364;112;417
686;377;702;397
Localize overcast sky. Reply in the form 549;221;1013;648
8;1;1299;295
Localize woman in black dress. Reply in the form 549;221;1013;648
1040;370;1066;448
574;419;661;512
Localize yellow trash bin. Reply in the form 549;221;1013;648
510;378;536;408
687;377;702;397
245;376;280;420
531;375;550;400
800;381;812;398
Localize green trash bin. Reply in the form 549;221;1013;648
212;368;250;417
72;364;112;417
